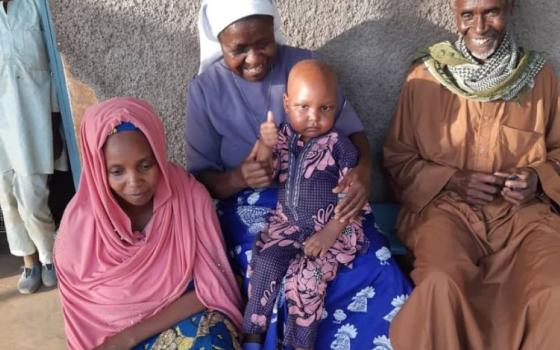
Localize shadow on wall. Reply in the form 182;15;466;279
49;0;559;202
512;2;560;71
51;2;454;202
49;0;200;165
318;16;453;202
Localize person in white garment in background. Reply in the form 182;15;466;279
0;0;67;294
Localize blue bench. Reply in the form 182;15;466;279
371;203;407;255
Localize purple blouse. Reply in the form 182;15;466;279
185;45;364;173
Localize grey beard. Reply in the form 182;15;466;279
470;39;500;61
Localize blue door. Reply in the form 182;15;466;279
38;0;81;188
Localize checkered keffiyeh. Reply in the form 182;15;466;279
416;31;546;102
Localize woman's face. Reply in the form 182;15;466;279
104;130;160;210
218;15;277;82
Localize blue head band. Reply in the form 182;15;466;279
111;121;139;135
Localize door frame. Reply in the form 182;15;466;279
38;0;81;188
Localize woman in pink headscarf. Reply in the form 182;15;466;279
54;97;243;350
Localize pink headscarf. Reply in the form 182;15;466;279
54;97;242;349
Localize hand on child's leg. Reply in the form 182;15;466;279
303;220;346;257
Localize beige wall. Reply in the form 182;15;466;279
50;0;560;201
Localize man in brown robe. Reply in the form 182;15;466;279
384;0;560;349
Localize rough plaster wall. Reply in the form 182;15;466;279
51;0;560;201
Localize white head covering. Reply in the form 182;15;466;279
197;0;285;74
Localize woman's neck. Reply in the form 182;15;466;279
119;199;154;233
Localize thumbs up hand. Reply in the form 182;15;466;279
259;111;278;148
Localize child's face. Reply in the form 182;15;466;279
103;130;160;209
284;73;337;142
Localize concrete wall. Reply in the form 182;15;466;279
50;0;560;201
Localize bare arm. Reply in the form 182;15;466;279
255;140;274;163
93;291;205;350
304;219;347;257
350;131;373;173
333;131;373;222
196;142;273;199
196;112;278;199
196;167;251;199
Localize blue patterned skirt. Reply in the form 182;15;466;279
217;188;413;350
133;310;241;350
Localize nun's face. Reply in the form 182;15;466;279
219;15;277;82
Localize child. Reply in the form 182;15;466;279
243;60;371;350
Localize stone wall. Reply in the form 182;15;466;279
51;0;560;201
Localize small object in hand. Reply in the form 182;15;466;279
507;175;523;192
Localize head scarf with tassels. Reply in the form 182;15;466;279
54;97;242;349
414;31;545;102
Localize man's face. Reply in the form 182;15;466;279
453;0;511;61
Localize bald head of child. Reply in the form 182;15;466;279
284;59;339;142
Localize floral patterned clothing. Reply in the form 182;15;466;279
134;310;241;350
219;187;413;350
243;124;369;349
273;124;365;233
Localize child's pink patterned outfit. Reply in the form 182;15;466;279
243;123;369;349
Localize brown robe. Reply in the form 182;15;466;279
383;62;560;350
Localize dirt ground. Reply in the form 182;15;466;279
0;240;66;349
